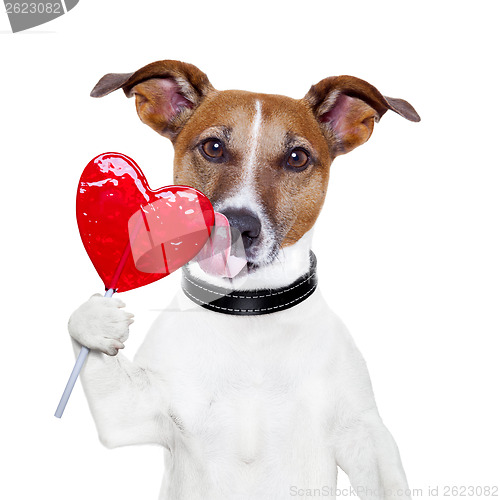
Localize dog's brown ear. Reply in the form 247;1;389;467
90;60;215;140
304;75;420;156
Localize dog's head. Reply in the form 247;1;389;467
92;60;419;270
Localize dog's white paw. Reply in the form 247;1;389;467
68;294;134;356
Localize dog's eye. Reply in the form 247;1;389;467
286;148;310;170
201;139;224;160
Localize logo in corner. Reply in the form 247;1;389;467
4;0;79;32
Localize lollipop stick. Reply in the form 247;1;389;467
54;288;115;418
54;212;146;418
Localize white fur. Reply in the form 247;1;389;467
246;99;262;180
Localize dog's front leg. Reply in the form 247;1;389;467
334;407;411;500
68;294;170;449
329;332;411;500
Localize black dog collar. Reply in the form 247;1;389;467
182;252;318;316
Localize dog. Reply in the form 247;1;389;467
68;60;420;499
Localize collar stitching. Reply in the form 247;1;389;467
182;270;317;299
182;285;317;313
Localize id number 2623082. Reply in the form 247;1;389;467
5;2;62;14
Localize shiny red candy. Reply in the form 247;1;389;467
77;153;215;292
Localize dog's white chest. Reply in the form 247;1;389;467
162;318;330;454
134;291;342;495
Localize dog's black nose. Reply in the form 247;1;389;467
223;209;262;250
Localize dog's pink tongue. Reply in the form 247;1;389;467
193;213;247;278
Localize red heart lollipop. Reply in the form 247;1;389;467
54;153;215;419
76;152;215;292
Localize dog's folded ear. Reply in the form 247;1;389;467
303;75;420;156
90;60;215;140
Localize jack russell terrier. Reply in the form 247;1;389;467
68;60;420;499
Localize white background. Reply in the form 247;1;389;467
1;1;499;498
